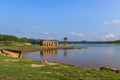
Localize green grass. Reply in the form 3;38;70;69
0;42;41;52
0;55;120;80
0;42;82;52
1;42;120;79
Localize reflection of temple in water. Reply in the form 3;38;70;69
40;49;58;56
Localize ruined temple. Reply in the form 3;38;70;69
40;40;58;47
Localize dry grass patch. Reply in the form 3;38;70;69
3;59;19;62
46;62;57;65
31;64;44;68
42;60;58;65
3;59;11;61
60;65;68;68
53;67;61;69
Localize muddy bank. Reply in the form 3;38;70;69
22;46;84;53
0;46;84;58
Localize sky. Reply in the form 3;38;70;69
0;0;120;41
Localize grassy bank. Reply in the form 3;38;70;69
0;55;120;80
1;42;120;79
0;42;83;52
0;42;39;50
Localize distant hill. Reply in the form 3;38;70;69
0;34;42;45
0;34;28;42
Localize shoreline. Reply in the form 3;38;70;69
0;46;85;67
1;46;120;79
0;54;120;79
22;46;84;53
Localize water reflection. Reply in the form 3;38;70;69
24;44;120;69
40;49;58;56
104;47;114;56
63;50;68;58
40;49;69;58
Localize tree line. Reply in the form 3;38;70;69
0;34;41;44
0;34;28;42
0;34;120;44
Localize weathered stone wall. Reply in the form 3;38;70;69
0;49;23;58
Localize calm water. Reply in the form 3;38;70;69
24;44;120;69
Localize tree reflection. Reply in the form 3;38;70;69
64;50;68;58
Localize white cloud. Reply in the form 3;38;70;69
104;20;120;25
70;32;84;37
14;31;28;34
103;33;116;40
105;34;115;38
43;32;50;35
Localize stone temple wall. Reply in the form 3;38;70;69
40;40;58;47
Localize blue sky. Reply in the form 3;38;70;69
0;0;120;41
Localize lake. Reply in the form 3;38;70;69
24;44;120;69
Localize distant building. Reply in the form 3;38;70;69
40;40;58;47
